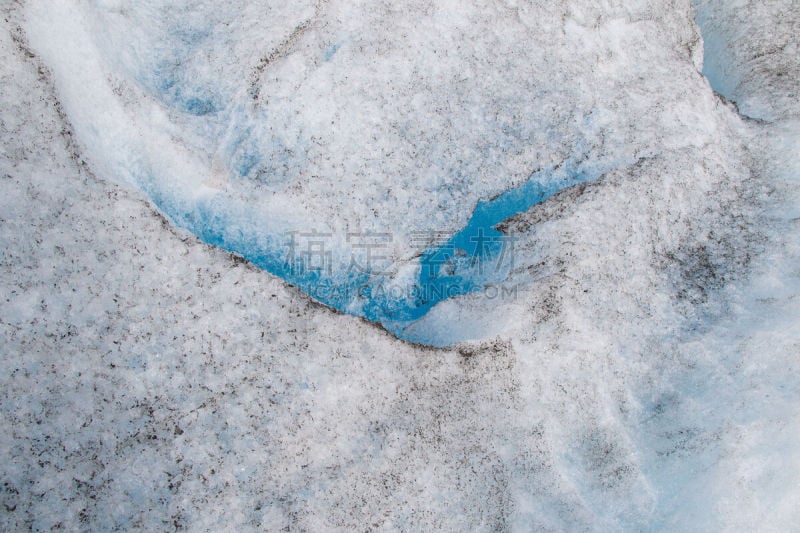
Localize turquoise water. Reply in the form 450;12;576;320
145;164;592;344
364;166;592;329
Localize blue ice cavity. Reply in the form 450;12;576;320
323;43;341;61
150;64;224;116
142;161;596;346
142;23;223;117
691;1;737;101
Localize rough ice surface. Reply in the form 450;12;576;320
1;0;799;530
694;0;800;121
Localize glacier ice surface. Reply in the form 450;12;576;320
1;0;799;530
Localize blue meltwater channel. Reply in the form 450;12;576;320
146;163;594;345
